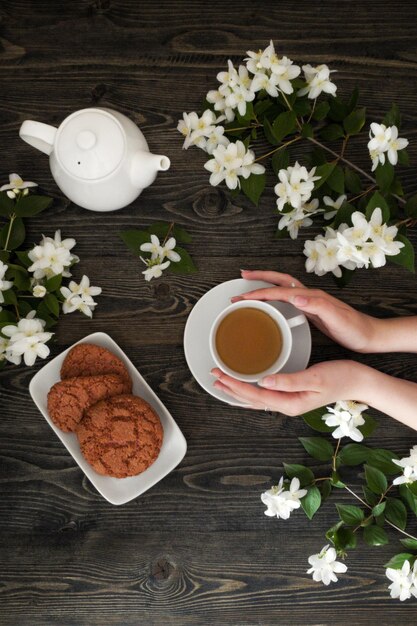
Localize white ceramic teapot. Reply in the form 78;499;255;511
19;107;170;212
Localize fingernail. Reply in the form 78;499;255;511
210;369;220;377
240;269;250;273
231;295;243;302
291;295;308;306
213;381;222;389
259;376;275;388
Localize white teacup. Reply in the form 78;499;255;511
209;300;306;383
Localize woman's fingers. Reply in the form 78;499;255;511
211;368;302;414
213;379;264;409
240;269;305;288
259;368;319;392
231;286;309;303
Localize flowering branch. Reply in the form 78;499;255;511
260;401;417;600
0;174;102;368
178;40;415;286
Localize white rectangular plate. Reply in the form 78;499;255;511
29;332;187;505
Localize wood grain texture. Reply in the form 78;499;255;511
1;0;417;624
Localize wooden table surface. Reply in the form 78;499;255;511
1;1;417;624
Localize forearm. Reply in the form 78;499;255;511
356;364;417;431
368;316;417;353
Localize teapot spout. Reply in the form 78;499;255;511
131;150;170;190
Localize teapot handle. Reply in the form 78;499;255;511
19;120;57;156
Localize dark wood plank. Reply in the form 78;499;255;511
1;0;417;624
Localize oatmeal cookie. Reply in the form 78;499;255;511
47;374;132;432
61;343;131;383
76;395;163;478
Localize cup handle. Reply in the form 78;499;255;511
287;314;306;329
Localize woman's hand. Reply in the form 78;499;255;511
211;360;369;415
234;270;378;353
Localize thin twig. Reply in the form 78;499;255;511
348;185;377;204
162;222;175;246
3;214;15;251
254;136;302;162
281;92;303;130
344;483;417;541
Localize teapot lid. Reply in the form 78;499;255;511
56;108;125;180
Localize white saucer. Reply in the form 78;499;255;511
183;279;312;407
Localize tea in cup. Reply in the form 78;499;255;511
209;300;305;383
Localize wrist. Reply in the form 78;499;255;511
361;315;384;353
344;361;381;405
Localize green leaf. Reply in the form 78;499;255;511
400;538;417;551
14;195;52;217
301;486;321;520
46;274;62;292
172;225;192;244
343;107;366;135
383;103;401;128
344;168;362;194
367;448;400;475
7;265;30;291
365;464;388;494
0;191;15;217
169;246;197;274
44;293;60;317
314;162;336;189
293;98;311;117
0;217;25;250
18;300;34;317
364;524;389;546
385;497;407;530
240;172;266;207
0;250;10;264
2;288;17;306
301;122;313;138
15;250;31;267
283;463;314;487
375;161;395;195
313;101;330;121
365;191;390;222
327;165;345;194
328;96;349;122
389;234;415;273
271;149;290;176
336;503;365;526
338;443;370;466
302;408;333;432
335;526;357;550
405;193;417;218
0;310;16;322
272;111;297;142
331;471;345;488
254;99;273;117
372;502;387;517
399;484;417;515
263;117;279;146
358;413;378;438
384;553;414;570
320;479;332;502
347;87;359;113
119;230;150;256
320;124;344;141
363;485;379;506
299;436;334;461
397;149;409;167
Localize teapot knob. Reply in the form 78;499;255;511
76;130;96;150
